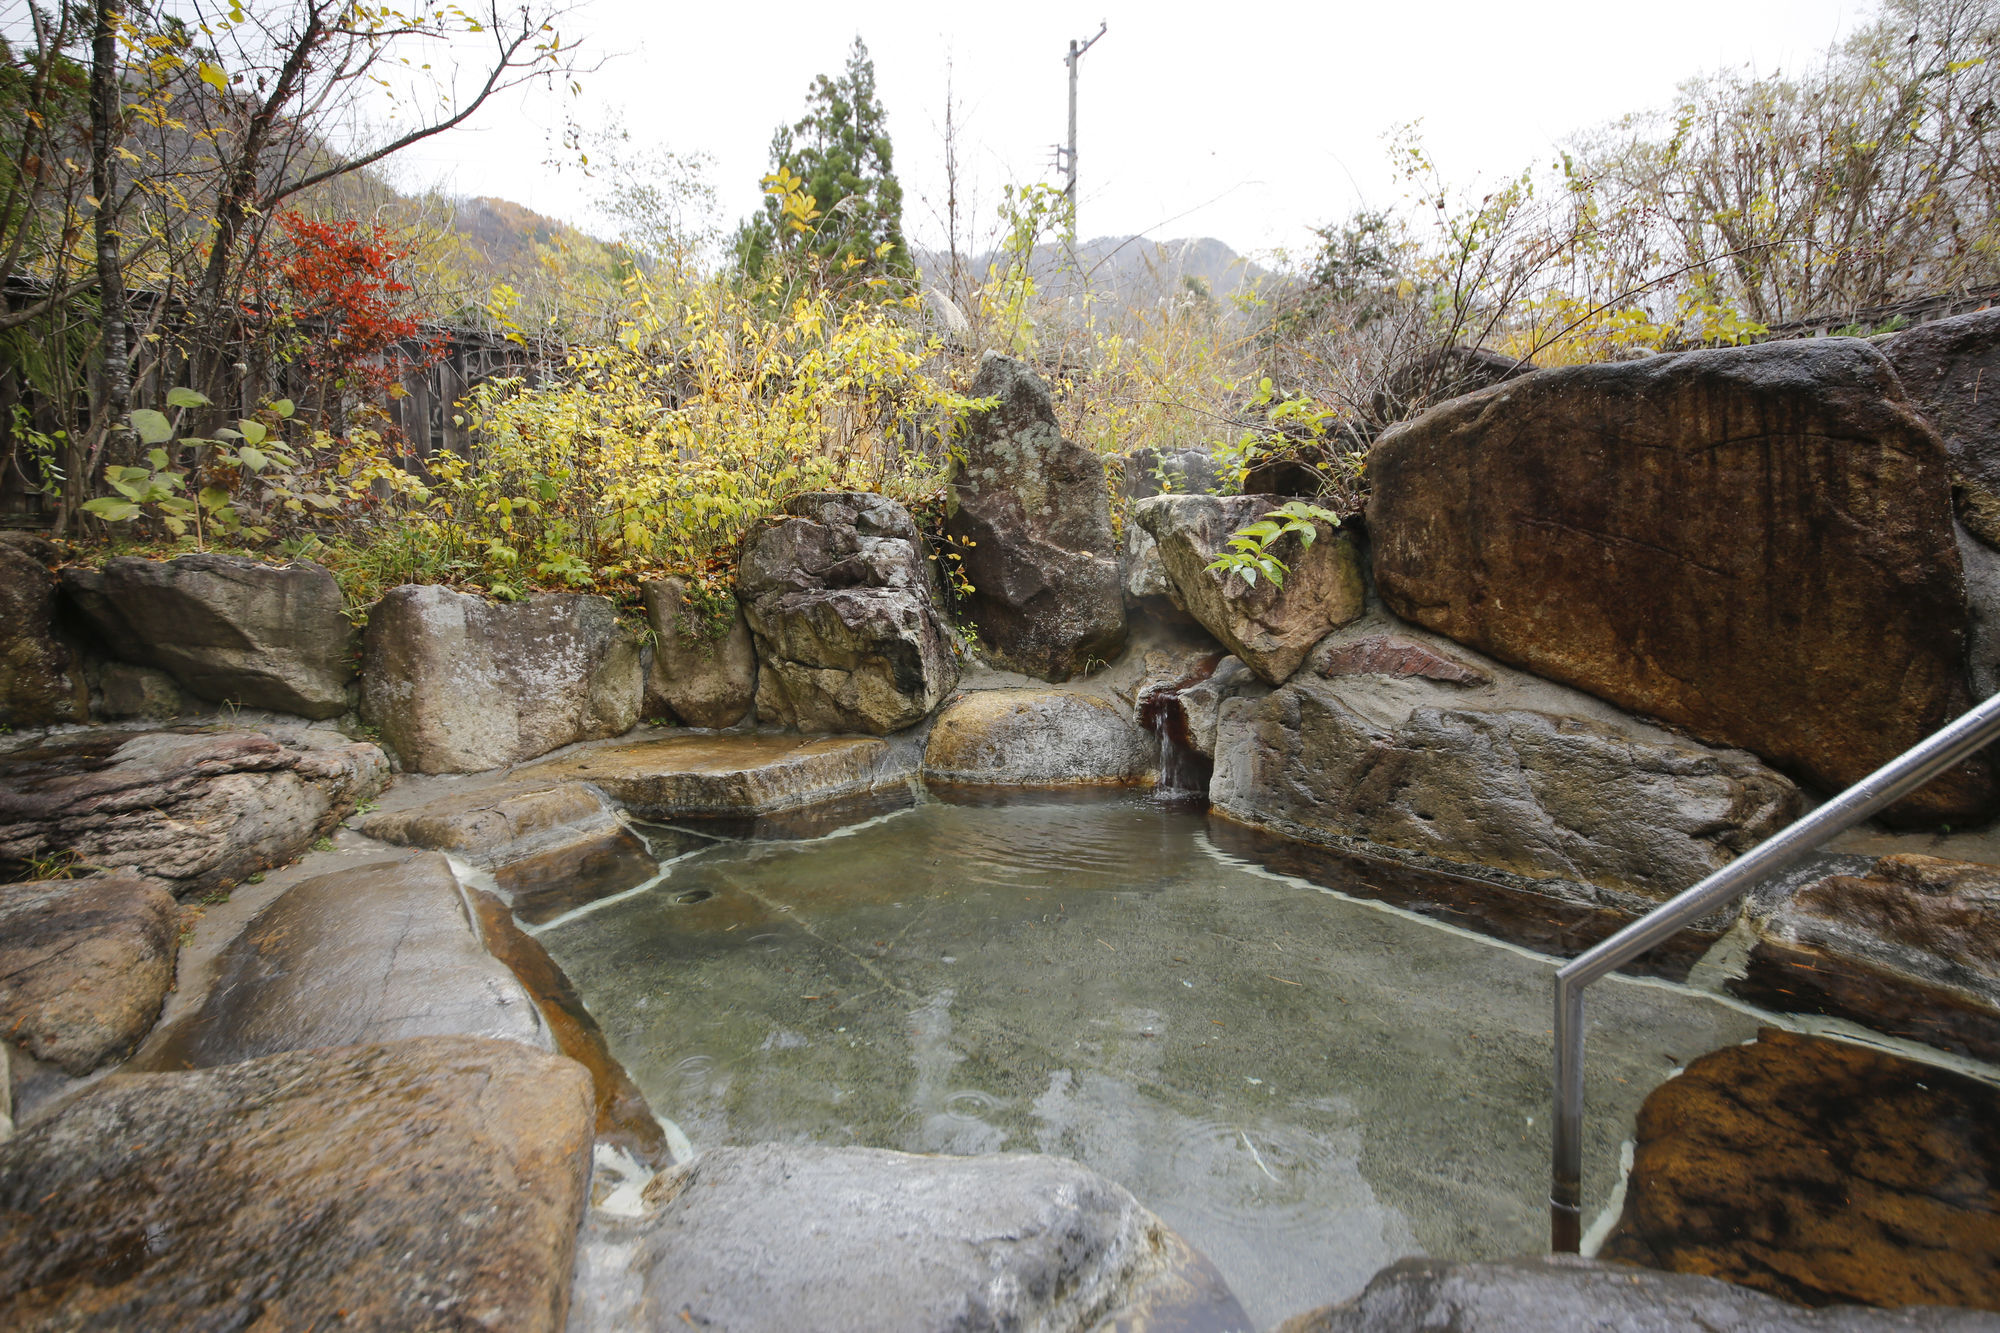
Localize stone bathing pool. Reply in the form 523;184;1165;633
528;786;1823;1329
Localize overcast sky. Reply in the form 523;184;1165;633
379;0;1877;263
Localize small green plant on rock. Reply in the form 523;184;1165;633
1204;500;1343;589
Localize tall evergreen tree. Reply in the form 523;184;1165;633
737;38;912;286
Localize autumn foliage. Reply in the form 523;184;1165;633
271;211;435;400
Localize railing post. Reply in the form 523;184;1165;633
1550;972;1585;1252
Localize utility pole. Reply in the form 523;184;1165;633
1059;22;1107;231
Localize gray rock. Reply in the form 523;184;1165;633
96;661;182;720
1120;445;1223;499
1958;521;2000;699
0;1036;594;1331
737;492;959;734
1177;655;1264;760
568;1144;1247;1333
946;353;1127;681
1879;307;2000;546
0;536;86;728
640;576;757;728
923;687;1156;785
0;872;177;1075
361;584;643;773
1275;1255;1991;1332
61;553;355;718
144;853;550;1068
1210;620;1799;908
1123;522;1195;625
1134;493;1364;684
0;727;389;896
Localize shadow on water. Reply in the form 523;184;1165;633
534;791;1769;1326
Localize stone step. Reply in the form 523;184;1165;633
514;733;903;819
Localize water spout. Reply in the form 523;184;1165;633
1138;655;1224;800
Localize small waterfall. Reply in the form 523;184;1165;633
1137;655;1224;800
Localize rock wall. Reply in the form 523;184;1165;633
1367;339;1990;826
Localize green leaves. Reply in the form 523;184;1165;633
1203;501;1343;595
130;409;173;444
165;387;212;410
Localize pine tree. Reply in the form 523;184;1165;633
736;37;912;287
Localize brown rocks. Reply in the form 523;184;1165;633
516;732;902;819
945;353;1127;681
360;584;643;773
1209;622;1799;908
361;782;659;926
737;492;959;733
1733;854;2000;1060
1313;633;1490;686
1879;308;2000;546
1367;339;1990;826
640;575;757;728
0;873;177;1075
0;1036;594;1331
0;535;86;729
923;688;1155;786
1134;493;1364;685
0;727;388;895
1601;1028;2000;1312
145;853;550;1069
62;552;356;718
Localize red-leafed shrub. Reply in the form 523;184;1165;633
272;211;438;401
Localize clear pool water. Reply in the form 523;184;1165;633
536;791;1764;1326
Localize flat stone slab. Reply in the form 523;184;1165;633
1278;1256;1997;1331
568;1144;1251;1333
1601;1028;2000;1311
515;733;899;818
144;852;551;1069
361;781;661;925
0;872;177;1075
0;726;388;896
923;687;1156;786
0;1036;593;1330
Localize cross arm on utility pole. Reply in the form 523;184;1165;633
1060;21;1108;229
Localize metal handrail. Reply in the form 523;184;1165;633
1549;689;2000;1252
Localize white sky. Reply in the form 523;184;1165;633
379;0;1877;263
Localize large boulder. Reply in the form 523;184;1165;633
0;534;86;728
144;853;551;1069
1367;339;1991;826
1731;853;2000;1061
0;727;388;896
0;872;177;1075
62;553;355;718
1134;493;1364;684
1278;1255;1991;1332
640;576;757;728
945;354;1126;680
1601;1028;2000;1312
737;492;959;733
0;1036;593;1330
568;1144;1247;1333
923;687;1156;786
1210;620;1799;912
360;584;642;773
1879;308;2000;545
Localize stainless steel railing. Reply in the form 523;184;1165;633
1549;689;2000;1252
